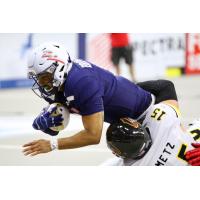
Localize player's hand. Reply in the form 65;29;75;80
32;107;63;131
22;139;52;156
185;143;200;166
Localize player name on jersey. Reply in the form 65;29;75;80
154;142;175;166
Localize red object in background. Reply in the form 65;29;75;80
185;33;200;74
110;33;129;47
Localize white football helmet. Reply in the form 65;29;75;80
27;42;72;98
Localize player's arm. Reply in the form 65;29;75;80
58;111;104;149
23;76;104;156
22;111;104;156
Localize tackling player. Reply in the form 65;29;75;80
22;42;200;165
102;108;200;166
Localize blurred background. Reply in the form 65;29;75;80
0;33;200;165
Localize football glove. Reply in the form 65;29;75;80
33;106;63;132
185;143;200;166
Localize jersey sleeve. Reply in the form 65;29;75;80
73;76;104;115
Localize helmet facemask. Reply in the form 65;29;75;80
29;62;64;98
27;42;72;99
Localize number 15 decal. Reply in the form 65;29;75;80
151;108;166;121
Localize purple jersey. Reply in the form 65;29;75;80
46;59;152;124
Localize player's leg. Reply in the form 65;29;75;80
124;45;135;81
128;64;135;82
137;80;178;105
111;47;121;75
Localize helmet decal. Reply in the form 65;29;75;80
120;118;139;129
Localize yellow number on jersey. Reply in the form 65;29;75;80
151;108;166;121
177;143;187;163
189;129;200;141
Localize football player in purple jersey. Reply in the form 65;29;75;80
23;42;188;160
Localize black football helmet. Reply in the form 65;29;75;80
106;118;152;159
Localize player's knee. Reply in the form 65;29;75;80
159;79;175;90
159;79;178;101
166;80;175;90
